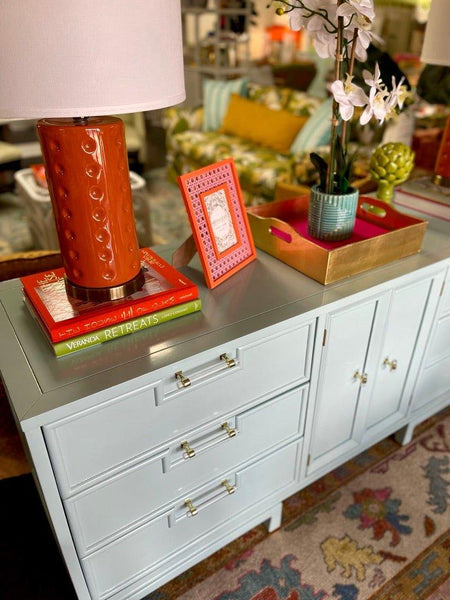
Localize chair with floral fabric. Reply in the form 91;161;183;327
163;81;329;205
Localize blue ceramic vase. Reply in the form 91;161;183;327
307;184;359;241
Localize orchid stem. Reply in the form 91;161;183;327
340;28;358;147
326;5;344;194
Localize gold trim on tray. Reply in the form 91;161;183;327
247;195;427;285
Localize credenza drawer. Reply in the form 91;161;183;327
44;319;314;497
412;354;450;412
80;439;301;600
424;313;450;365
65;385;307;556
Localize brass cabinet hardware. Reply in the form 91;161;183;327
353;370;368;384
221;479;236;494
184;498;198;516
220;353;236;368
383;357;398;371
175;370;191;388
181;440;196;458
221;422;237;438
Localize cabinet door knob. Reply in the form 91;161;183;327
185;498;198;516
175;370;191;388
181;440;196;458
220;353;236;368
353;370;368;384
383;357;398;371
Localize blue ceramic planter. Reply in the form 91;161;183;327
307;184;359;241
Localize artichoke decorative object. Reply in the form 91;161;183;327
369;142;415;203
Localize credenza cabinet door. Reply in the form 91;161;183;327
307;293;387;475
307;269;447;479
362;274;439;441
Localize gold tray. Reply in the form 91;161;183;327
247;195;427;285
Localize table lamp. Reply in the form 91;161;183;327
420;0;450;187
0;0;185;301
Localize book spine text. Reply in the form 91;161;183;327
54;299;201;357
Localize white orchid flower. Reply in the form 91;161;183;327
331;74;368;121
289;8;308;31
337;0;375;22
363;63;383;90
342;11;377;61
290;0;337;32
360;85;389;125
388;76;409;110
313;29;338;59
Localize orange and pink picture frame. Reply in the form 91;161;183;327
178;158;256;288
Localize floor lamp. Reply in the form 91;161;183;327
420;0;450;188
0;0;185;301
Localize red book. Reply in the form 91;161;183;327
21;247;199;342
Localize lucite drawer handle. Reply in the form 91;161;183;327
175;370;191;388
221;479;236;495
383;357;398;371
180;422;236;461
220;353;236;368
221;422;237;438
183;480;237;519
353;370;368;385
184;498;198;516
181;440;196;459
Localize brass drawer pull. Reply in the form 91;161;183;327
221;422;237;438
185;498;198;516
181;440;196;458
354;370;368;385
175;370;191;388
383;357;398;371
220;353;236;368
221;479;236;495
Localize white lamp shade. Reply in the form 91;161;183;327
0;0;185;118
420;0;450;66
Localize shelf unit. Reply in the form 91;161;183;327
182;1;253;102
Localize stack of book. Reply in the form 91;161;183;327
395;177;450;221
21;247;201;357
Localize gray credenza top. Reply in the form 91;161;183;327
1;211;449;427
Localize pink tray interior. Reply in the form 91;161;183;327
281;215;390;250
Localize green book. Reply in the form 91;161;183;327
29;298;202;357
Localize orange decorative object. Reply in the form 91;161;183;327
177;159;256;289
37;117;142;299
434;115;450;182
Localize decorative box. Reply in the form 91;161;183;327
247;195;427;285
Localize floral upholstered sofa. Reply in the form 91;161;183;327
163;79;338;205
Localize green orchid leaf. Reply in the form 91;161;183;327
310;152;328;191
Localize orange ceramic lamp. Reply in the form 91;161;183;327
0;0;185;301
37;118;144;300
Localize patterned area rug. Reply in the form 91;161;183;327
147;411;449;600
0;167;190;256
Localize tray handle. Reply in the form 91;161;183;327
269;225;292;244
357;196;423;229
249;213;299;244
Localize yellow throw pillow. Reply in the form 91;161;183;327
219;94;307;154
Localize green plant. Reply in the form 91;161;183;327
270;0;410;195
